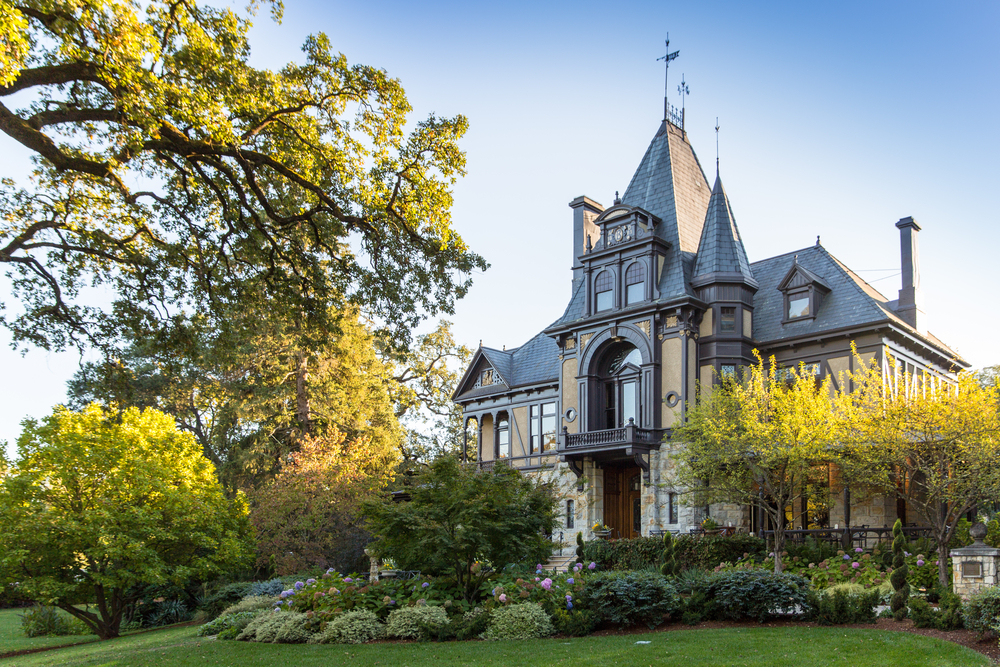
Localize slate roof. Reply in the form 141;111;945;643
622;121;712;300
692;174;755;284
455;333;561;401
751;245;964;363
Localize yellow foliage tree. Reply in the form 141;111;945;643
674;356;837;572
836;357;1000;588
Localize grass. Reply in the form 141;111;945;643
0;608;97;656
0;623;989;667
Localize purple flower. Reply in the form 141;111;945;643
492;587;497;596
537;564;543;570
854;548;863;553
917;559;925;567
541;578;553;590
294;581;304;590
567;577;574;584
306;578;316;585
285;600;293;606
904;552;911;557
499;594;507;602
588;562;596;570
534;577;540;582
326;568;335;574
278;591;289;599
851;562;860;569
567;600;573;610
344;577;353;583
389;599;396;605
843;555;851;560
565;594;572;600
422;582;430;588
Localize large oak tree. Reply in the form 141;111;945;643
0;0;486;352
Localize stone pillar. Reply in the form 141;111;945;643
365;548;380;583
950;522;1000;600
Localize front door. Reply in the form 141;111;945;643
602;464;643;539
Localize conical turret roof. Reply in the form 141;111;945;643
692;173;756;288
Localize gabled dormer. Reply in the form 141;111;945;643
588;204;662;254
451;347;511;400
777;257;831;323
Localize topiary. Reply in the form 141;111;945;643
575;531;585;567
890;519;910;621
484;602;555;640
385;605;450;640
308;610;385;644
660;532;679;578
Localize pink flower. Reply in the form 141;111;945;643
541;578;553;590
499;594;507;602
851;562;860;569
534;577;540;582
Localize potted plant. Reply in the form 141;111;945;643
592;522;612;539
379;557;400;578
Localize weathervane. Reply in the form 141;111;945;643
657;35;680;123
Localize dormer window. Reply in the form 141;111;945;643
595;270;613;311
625;262;644;305
777;259;831;324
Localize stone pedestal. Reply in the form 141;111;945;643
950;522;1000;600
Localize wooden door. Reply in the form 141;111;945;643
603;465;643;539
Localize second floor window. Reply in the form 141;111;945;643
720;306;736;332
530;402;558;452
625;262;644;305
497;418;509;459
595;270;613;311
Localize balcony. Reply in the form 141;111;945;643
559;419;664;484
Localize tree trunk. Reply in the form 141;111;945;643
770;509;785;573
937;540;951;591
295;350;311;436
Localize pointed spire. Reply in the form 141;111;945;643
692;173;757;288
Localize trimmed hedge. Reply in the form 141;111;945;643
581;534;766;572
696;569;812;623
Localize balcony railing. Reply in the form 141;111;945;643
563;420;663;450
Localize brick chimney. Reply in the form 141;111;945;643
895;216;924;330
568;196;604;283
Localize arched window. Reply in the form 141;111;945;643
595;270;613;311
597;342;642;429
625;262;644;305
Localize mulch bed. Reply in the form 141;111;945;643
588;618;1000;662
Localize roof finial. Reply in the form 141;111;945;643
657;35;680;123
479;339;482;348
715;117;720;176
614;190;621;205
816;235;821;247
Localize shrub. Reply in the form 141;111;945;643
938;592;965;631
660;532;679;578
385;605;450;640
236;610;312;643
806;589;879;625
680;589;718;625
309;610;385;644
247;579;285;598
579;571;680;628
703;569;811;623
549;608;597;636
964;586;1000;638
20;605;91;637
424;607;491;642
219;595;277;617
673;568;713;595
200;582;253;618
484;602;555;640
783;536;840;565
146;600;192;627
197;610;263;638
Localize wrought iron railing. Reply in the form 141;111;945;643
760;526;934;549
564;423;663;449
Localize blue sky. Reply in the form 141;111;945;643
3;0;998;452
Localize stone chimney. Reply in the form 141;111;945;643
568;196;604;283
895;216;924;330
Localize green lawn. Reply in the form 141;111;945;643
0;623;989;667
0;608;97;656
